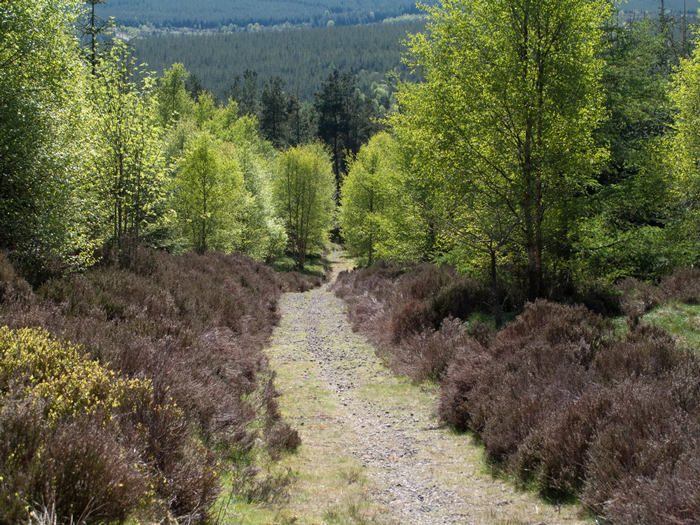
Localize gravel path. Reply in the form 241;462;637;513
265;255;589;525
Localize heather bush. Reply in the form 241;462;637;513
437;341;491;431
41;418;148;523
0;329;150;524
593;322;685;383
602;452;700;525
659;266;700;304
333;260;700;524
569;278;622;316
436;299;700;524
616;277;664;321
392;317;473;382
512;385;614;497
0;249;301;523
461;302;606;460
332;262;492;381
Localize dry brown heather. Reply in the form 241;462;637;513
0;249;317;524
333;263;700;525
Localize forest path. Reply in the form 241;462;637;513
260;252;588;525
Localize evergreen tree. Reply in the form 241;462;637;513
287;91;316;147
228;69;260;116
79;0;114;75
259;76;290;147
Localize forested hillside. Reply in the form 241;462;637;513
104;0;691;30
133;20;424;102
105;0;431;28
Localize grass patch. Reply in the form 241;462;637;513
322;497;385;525
642;301;700;350
273;252;330;278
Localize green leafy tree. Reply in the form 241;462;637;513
92;43;167;263
157;63;193;128
273;143;335;268
667;30;700;263
0;0;99;272
340;133;398;266
173;133;222;254
391;0;610;298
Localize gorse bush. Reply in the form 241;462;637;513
0;328;151;524
0;326;150;423
0;249;301;524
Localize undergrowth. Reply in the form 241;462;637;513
334;262;700;525
0;249;306;524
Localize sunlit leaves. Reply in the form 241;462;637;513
391;0;610;295
272;143;335;267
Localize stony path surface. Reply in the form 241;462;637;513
265;255;589;525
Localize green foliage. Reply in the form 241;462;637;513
667;32;700;263
157;62;194;127
0;0;100;272
91;43;168;262
340;133;425;265
173;132;245;253
570;17;682;282
0;326;150;424
391;0;611;297
260;76;291;147
272;143;335;267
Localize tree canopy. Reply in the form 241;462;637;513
272;143;335;268
391;0;611;298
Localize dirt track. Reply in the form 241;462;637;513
264;253;589;525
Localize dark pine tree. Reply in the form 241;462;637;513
260;76;290;148
315;69;354;187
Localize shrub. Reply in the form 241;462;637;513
0;326;151;424
0;328;151;524
332;261;493;381
616;277;664;322
512;385;614;497
394;317;473;382
0;249;298;523
438;341;491;431
659;267;700;304
582;378;699;518
437;299;700;525
593;322;686;384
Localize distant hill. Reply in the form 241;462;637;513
105;0;432;29
105;0;696;30
621;0;697;12
132;20;425;102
